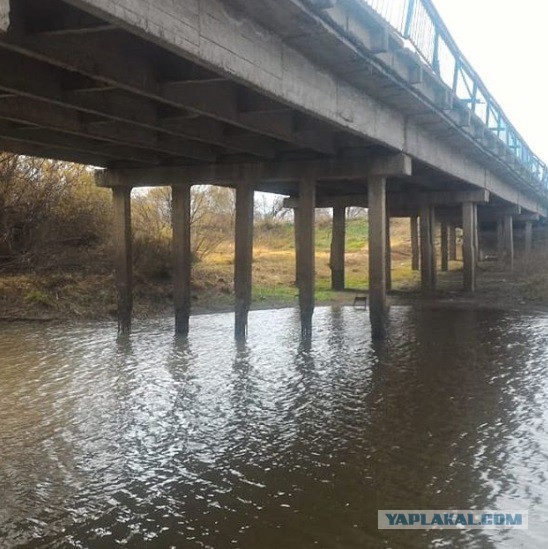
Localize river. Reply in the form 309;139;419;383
1;306;548;548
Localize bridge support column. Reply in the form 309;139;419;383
410;214;419;271
330;206;345;291
503;214;514;270
462;201;477;292
497;218;504;266
449;223;457;261
441;219;449;272
525;221;533;259
297;177;315;337
368;176;387;339
420;203;436;293
172;184;192;336
474;207;480;264
113;186;133;334
234;182;255;340
386;215;392;292
293;207;300;288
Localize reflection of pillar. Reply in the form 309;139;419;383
297;177;315;336
172;184;192;336
441;220;449;272
385;214;392;292
113;186;133;334
462;201;476;292
420;203;436;293
503;214;514;270
368;176;387;339
234;183;254;340
410;214;419;271
330;206;346;291
449;223;457;261
525;221;533;259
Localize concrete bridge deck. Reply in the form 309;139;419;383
0;0;546;338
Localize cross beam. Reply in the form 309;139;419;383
96;154;413;187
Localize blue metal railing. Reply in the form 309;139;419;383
363;0;548;189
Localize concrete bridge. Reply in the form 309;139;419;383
0;0;546;338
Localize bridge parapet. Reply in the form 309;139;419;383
313;0;548;192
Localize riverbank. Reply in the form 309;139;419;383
1;218;547;322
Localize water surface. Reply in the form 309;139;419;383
1;306;548;548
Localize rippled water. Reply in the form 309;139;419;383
1;306;548;548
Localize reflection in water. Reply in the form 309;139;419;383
1;306;548;547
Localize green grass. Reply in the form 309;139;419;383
255;219;368;253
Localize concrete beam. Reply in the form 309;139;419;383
282;189;489;209
97;156;409;188
62;0;547;215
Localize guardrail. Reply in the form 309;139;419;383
363;0;548;189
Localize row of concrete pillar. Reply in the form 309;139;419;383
112;180;537;340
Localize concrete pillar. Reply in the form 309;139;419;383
293;207;300;287
113;186;133;334
503;214;514;270
497;218;504;266
474;205;480;264
449;223;457;261
234;183;254;340
462;201;476;292
172;184;192;336
440;220;449;272
410;214;420;271
330;206;345;291
420;203;436;293
385;215;392;292
525;221;533;259
297;177;315;336
368;176;387;339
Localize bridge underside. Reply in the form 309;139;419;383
0;0;546;338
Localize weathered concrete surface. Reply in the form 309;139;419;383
65;0;546;215
368;176;386;339
234;182;254;339
330;206;345;291
112;186;132;333
172;184;192;336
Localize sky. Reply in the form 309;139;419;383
433;0;548;162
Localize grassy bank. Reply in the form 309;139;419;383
1;217;547;321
